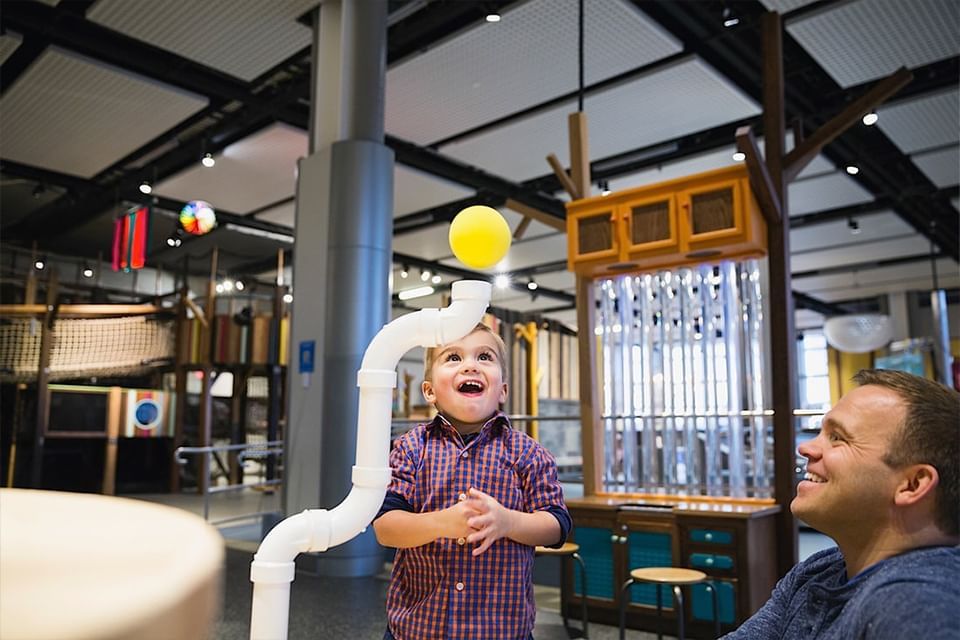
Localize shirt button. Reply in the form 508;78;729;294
455;582;465;591
462;451;469;458
458;493;467;502
457;537;466;546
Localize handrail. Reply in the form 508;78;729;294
174;441;283;521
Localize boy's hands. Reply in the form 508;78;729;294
465;487;515;556
438;499;482;539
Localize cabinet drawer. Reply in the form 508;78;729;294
691;580;737;625
689;552;734;571
688;528;734;545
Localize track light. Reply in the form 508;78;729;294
598;180;611;196
400;264;409;279
420;269;431;282
862;112;878;126
201;153;215;168
139;181;152;194
431;274;442;284
845;165;860;175
235;280;245;291
527;279;538;291
848;218;861;234
732;151;746;162
81;264;94;278
494;274;510;290
485;13;501;23
34;257;46;270
283;293;293;304
722;7;739;27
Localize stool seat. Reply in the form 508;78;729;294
629;567;708;585
535;541;580;556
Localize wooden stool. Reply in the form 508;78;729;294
618;567;719;640
536;541;589;638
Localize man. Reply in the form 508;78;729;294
724;369;959;639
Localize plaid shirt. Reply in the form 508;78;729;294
377;412;569;640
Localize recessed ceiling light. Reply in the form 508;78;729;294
201;153;215;168
485;13;501;23
139;181;152;194
732;151;746;162
862;112;878;126
845;165;860;175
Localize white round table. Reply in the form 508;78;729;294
0;489;224;640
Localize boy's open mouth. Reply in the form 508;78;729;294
457;380;485;395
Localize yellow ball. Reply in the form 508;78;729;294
449;205;512;269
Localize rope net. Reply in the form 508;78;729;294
0;315;175;382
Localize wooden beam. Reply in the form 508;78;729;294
784;67;913;182
568;112;591;199
504;197;566;232
736;125;782;225
575;275;602;495
762;10;799;577
546;153;581;200
183;297;208;328
0;303;162;317
513;216;533;240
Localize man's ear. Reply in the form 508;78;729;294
422;380;436;404
894;464;939;507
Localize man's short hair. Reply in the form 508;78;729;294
853;369;960;536
423;323;507;383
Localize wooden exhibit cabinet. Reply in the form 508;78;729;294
567;165;767;277
563;497;779;638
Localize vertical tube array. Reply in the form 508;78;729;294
595;259;770;498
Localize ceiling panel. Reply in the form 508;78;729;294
88;0;318;82
911;146;960;188
385;0;681;145
440;57;760;182
790;211;913;253
877;89;960;154
0;32;22;65
392;225;457;262
253;201;296;227
155;123;306;214
790;234;932;273
793;257;959;302
795;308;826;331
0;48;208;178
786;0;960;88
394;166;474;218
788;171;874;216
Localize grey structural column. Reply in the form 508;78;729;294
285;0;394;577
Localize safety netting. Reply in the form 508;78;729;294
0;315;175;382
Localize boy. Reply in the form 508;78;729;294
373;323;571;640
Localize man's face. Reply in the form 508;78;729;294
791;384;907;536
422;329;507;432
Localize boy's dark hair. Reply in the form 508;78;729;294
423;323;507;383
853;369;960;536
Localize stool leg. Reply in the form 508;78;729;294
573;552;589;638
618;579;634;640
673;585;685;640
706;581;720;639
559;557;569;631
655;584;663;640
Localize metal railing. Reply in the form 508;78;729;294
174;440;283;522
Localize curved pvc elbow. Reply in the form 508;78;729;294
361;280;492;370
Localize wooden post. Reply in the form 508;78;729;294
197;248;218;494
515;322;540;440
762;11;799;576
30;269;58;488
567;112;591;198
575;275;602;495
102;387;122;495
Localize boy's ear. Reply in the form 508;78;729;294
422;380;436;404
498;382;507;404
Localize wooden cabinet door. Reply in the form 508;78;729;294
569;206;620;264
679;178;745;256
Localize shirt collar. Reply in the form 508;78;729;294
428;410;510;441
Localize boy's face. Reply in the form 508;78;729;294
422;329;507;433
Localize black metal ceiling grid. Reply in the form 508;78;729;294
0;0;956;310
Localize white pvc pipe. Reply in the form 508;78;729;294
249;280;491;640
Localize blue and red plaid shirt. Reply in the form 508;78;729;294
376;412;570;640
